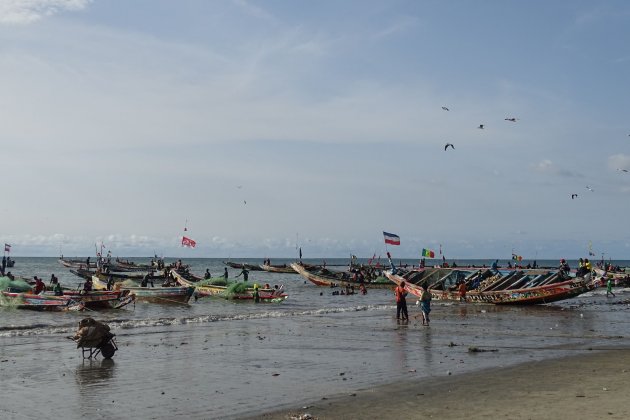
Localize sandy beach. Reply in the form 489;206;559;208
257;349;630;420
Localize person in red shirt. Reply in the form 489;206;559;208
32;276;45;295
458;281;467;302
395;281;408;320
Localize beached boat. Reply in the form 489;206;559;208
592;268;630;287
0;291;84;311
385;267;595;305
171;270;287;301
44;289;135;309
291;263;394;289
91;276;194;304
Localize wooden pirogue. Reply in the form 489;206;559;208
291;263;394;289
91;276;194;304
170;270;288;301
1;291;84;311
385;267;595;305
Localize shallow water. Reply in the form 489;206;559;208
1;258;630;419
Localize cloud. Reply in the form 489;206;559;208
608;154;630;171
531;159;582;178
0;0;90;24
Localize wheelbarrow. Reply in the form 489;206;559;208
68;317;118;359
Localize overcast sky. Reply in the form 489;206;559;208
1;0;629;259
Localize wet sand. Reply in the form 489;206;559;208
257;349;630;420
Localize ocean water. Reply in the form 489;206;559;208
1;257;630;419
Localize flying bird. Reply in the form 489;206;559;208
504;118;518;122
441;106;450;111
237;185;243;189
617;168;629;173
444;143;455;151
243;200;247;205
571;194;578;199
586;186;594;192
478;124;485;129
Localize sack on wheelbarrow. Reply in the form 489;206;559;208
73;317;112;349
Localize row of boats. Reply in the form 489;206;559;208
0;258;290;311
3;256;626;311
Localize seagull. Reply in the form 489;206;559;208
243;200;247;205
571;194;578;199
478;124;485;129
586;186;594;192
444;143;455;151
237;185;243;189
504;117;518;122
617;168;629;173
441;106;450;111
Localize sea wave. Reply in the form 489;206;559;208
0;304;394;337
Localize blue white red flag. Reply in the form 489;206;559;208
383;232;400;246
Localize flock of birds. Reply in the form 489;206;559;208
441;106;517;151
440;105;629;200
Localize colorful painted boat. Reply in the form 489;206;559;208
92;276;194;304
291;263;394;289
45;289;135;309
0;291;84;311
385;267;595;305
171;270;287;301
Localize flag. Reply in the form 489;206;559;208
383;231;400;246
511;253;523;261
299;247;302;259
4;244;10;252
422;248;435;258
439;244;442;255
181;236;196;248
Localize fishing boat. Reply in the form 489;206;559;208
91;276;194;304
171;270;287;301
593;268;630;286
0;291;84;311
259;263;298;274
385;267;595;305
59;258;97;269
290;263;394;289
113;259;154;271
45;289;135;309
223;261;264;271
70;268;161;281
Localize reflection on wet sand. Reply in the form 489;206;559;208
75;358;116;387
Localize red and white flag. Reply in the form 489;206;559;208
181;236;196;248
4;243;11;252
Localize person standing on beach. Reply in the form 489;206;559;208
458;281;467;302
606;278;616;297
223;267;229;280
395;281;408;320
420;284;432;326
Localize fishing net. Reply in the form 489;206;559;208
197;278;228;287
220;282;252;298
0;277;32;293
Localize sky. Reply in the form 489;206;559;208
1;0;629;259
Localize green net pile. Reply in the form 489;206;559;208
0;277;33;293
198;278;229;287
220;282;252;298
